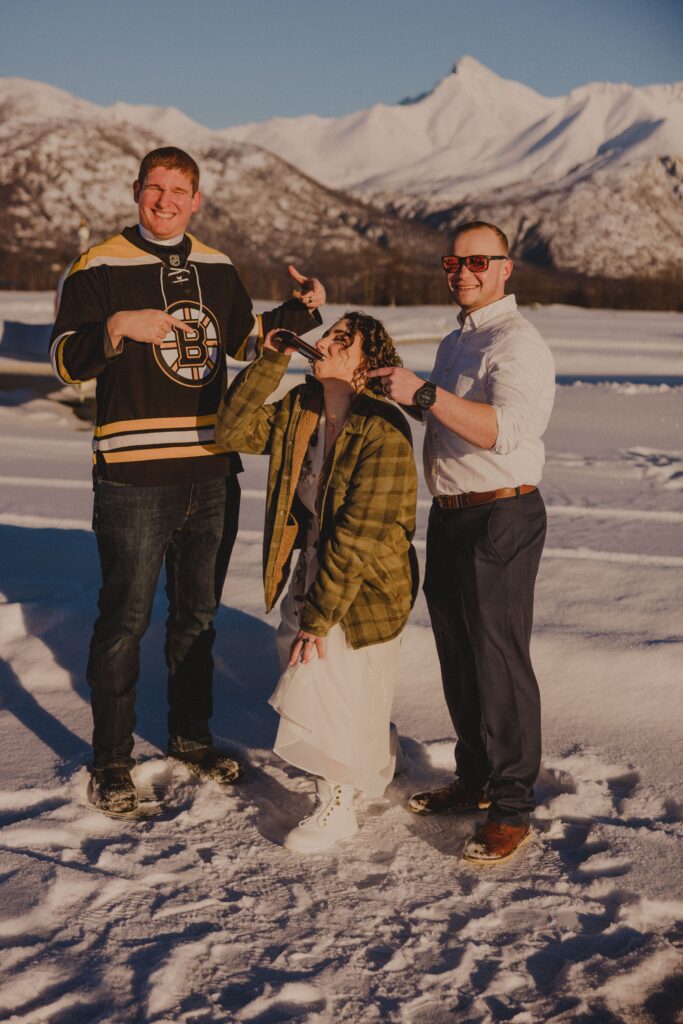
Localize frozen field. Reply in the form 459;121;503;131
0;294;681;1023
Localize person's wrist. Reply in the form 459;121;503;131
106;314;123;350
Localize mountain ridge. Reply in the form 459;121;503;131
217;56;683;202
1;61;682;292
0;81;442;301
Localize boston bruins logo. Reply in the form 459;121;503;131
154;300;221;387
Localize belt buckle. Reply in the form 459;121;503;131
437;494;463;510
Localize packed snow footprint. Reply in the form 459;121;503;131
2;297;682;1021
0;742;680;1023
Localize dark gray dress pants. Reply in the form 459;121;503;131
423;489;547;825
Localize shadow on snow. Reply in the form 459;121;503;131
0;524;279;771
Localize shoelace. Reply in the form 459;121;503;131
159;263;204;324
298;785;343;827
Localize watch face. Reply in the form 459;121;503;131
416;383;436;409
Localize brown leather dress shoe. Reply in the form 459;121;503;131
408;778;491;815
462;821;532;864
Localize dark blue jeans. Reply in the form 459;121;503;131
87;476;240;769
423;490;547;826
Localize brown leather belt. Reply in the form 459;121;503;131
434;484;537;510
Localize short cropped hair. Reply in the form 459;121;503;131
451;220;509;255
137;147;200;194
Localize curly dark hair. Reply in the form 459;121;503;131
336;311;402;394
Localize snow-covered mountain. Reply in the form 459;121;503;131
220;57;683;199
2;59;682;287
218;57;683;279
0;78;440;296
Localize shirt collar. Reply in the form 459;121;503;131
458;293;517;331
137;223;185;247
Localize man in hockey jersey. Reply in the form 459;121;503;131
51;147;326;816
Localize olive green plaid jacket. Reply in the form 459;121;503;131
215;349;418;649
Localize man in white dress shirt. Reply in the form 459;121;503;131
369;221;555;864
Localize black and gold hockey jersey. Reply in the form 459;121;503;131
50;226;319;485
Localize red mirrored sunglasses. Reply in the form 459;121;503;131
441;255;507;273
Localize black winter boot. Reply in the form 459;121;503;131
168;740;242;785
89;767;139;816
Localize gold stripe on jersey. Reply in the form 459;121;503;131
94;414;217;439
232;314;260;362
186;234;233;264
67;234;160;277
93;443;225;464
94;428;216;453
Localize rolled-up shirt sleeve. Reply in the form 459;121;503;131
487;327;554;456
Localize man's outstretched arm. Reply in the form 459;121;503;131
367;366;498;450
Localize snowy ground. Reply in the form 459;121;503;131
0;295;681;1024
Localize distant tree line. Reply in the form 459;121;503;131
510;263;683;313
2;247;682;313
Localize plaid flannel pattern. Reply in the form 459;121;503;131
216;349;418;649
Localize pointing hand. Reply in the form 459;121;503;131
366;366;425;405
107;309;195;349
288;264;326;310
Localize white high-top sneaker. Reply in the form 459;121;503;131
284;778;358;853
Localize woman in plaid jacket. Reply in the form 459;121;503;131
216;312;418;851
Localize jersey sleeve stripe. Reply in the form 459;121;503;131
49;332;85;385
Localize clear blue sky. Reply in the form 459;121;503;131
3;0;681;127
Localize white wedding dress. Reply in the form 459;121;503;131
269;414;400;797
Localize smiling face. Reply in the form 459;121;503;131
447;226;512;314
133;166;201;240
311;319;364;387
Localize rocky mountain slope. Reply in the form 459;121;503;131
0;79;440;297
401;154;683;281
2;60;682;290
219;57;683;279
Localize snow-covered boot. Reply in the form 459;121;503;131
168;738;242;785
88;767;138;817
284;777;358;853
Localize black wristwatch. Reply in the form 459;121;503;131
414;381;437;411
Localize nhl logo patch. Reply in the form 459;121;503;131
153;300;221;387
169;253;182;267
